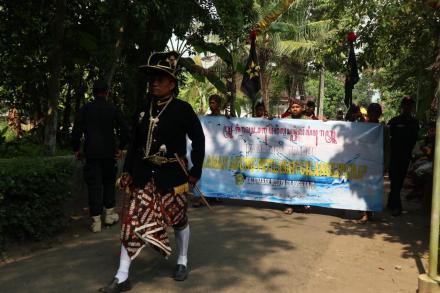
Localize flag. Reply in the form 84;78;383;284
344;40;359;108
241;32;261;103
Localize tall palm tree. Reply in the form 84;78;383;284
264;0;338;113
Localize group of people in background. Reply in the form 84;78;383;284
197;93;429;224
71;50;430;291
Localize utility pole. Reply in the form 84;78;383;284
418;92;440;292
418;37;440;293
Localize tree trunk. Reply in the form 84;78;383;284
292;74;299;98
43;0;66;156
262;72;270;116
198;88;206;115
258;39;270;116
7;108;22;138
434;36;440;99
97;0;131;87
74;80;85;116
317;66;325;117
263;85;270;116
298;76;305;98
60;84;72;146
104;0;130;85
128;14;171;114
289;75;295;98
230;69;238;117
104;25;125;86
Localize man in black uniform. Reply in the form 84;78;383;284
100;51;205;293
387;96;419;216
71;80;129;232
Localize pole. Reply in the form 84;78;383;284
417;38;440;293
174;153;213;211
428;95;440;280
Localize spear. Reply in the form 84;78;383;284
174;153;213;211
116;171;132;226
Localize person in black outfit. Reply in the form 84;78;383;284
99;51;205;293
254;101;267;118
305;100;318;120
71;80;129;232
387;96;419;216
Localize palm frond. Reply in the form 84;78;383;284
277;39;318;57
271;20;333;41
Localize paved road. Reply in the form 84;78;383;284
0;197;429;293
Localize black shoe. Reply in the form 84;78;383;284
391;208;402;217
99;278;132;293
173;264;188;281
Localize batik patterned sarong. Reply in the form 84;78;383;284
121;179;188;259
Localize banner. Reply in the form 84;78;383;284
195;116;384;212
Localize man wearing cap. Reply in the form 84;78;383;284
71;80;129;232
100;51;205;292
387;96;419;216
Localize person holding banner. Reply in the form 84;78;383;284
254;101;268;118
358;103;384;223
285;98;307;119
345;103;366;122
281;98;293;118
305;100;318;120
99;51;205;293
282;99;312;215
387;96;419;217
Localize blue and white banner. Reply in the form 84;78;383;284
195;116;384;211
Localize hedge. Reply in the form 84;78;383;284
0;156;74;250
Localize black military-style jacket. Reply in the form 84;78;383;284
71;97;129;159
123;97;205;189
388;114;419;158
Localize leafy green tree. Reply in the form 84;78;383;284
322;0;440;119
179;71;217;114
261;0;340;116
305;71;344;119
0;0;256;153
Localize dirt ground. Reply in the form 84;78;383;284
0;176;431;293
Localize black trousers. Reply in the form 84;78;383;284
84;158;117;216
387;155;411;211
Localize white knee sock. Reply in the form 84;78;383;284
174;225;190;266
115;245;131;283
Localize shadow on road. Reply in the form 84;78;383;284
326;194;429;275
0;198;296;293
